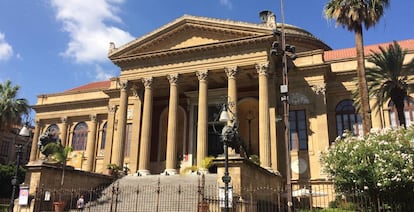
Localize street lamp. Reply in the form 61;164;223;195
9;124;31;212
216;102;237;212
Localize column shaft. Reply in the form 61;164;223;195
138;77;153;175
196;71;208;169
113;80;128;167
29;120;41;162
165;74;179;174
129;85;142;173
85;115;98;171
256;63;272;169
60;117;68;146
225;67;238;119
103;105;117;168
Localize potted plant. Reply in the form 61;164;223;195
181;156;215;175
106;163;122;177
43;142;72;212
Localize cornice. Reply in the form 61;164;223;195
108;14;329;59
33;98;109;112
112;34;273;66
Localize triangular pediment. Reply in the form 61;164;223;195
109;15;273;58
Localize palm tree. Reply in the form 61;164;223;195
0;80;30;131
365;41;414;128
43;142;73;187
324;0;390;135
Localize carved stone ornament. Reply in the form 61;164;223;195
142;77;153;89
289;92;310;105
255;62;270;76
311;83;326;95
224;66;239;79
108;105;117;114
130;83;143;98
90;114;97;122
196;70;208;81
119;80;128;90
167;73;179;85
61;117;67;124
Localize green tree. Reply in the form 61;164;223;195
43;143;72;187
321;128;414;210
364;41;414;128
0;163;25;199
0;80;30;131
324;0;390;135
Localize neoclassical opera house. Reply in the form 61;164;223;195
28;12;414;181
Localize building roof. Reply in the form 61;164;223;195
64;81;111;93
324;39;414;61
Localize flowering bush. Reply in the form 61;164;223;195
321;127;414;205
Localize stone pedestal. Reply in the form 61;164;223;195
214;155;282;200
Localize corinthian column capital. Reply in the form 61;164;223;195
225;66;239;79
142;77;153;89
255;62;270;76
196;70;208;81
167;73;179;85
119;80;128;90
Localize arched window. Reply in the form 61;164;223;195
100;122;107;150
46;124;60;141
336;100;362;136
389;97;414;127
72;122;88;151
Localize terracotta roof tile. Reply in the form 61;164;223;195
324;39;414;61
65;81;111;93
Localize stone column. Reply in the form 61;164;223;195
29;120;41;163
103;105;117;168
196;71;208;169
256;63;272;169
85;114;98;171
138;77;153;175
128;84;143;173
225;67;239;120
113;80;129;167
60;117;68;146
268;70;278;171
165;74;179;175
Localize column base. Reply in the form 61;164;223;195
136;169;150;176
161;169;177;176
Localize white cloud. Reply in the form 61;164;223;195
50;0;134;63
93;64;116;81
0;32;13;61
220;0;233;9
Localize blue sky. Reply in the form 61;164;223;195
0;0;413;111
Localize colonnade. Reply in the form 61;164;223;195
28;62;276;174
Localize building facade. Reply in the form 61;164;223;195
29;14;414;181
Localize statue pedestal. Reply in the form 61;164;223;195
214;156;282;199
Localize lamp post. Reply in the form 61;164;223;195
279;0;295;210
217;103;237;212
262;3;296;211
9;124;31;212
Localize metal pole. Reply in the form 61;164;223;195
280;0;293;211
9;144;22;212
223;140;230;212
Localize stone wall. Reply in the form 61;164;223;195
214;155;283;200
24;161;113;195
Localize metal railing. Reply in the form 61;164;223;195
31;178;414;212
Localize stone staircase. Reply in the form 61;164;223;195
77;174;219;212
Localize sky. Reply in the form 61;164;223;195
0;0;413;114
